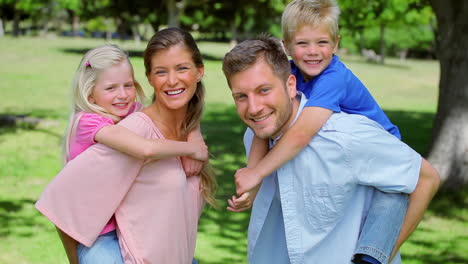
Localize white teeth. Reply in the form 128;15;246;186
254;115;270;122
167;89;184;95
114;103;127;106
306;61;320;65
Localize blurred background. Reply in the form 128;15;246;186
0;0;467;263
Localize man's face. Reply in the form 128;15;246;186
229;59;297;139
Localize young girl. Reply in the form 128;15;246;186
47;44;211;263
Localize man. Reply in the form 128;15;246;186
222;36;440;264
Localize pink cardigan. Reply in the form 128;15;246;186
36;112;204;263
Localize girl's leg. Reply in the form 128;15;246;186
77;230;123;264
353;189;409;264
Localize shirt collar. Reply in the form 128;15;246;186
271;92;307;144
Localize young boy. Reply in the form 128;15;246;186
232;1;408;263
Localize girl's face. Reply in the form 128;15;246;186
89;61;137;117
147;45;204;112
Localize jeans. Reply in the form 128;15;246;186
353;189;409;264
77;230;123;264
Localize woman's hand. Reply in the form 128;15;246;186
182;138;208;177
188;139;209;161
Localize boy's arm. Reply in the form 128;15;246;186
247;136;269;167
235;106;333;195
390;158;440;260
56;226;78;264
95;125;208;162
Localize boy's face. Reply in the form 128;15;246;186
229;59;297;139
285;24;339;82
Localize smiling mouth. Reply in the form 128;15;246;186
165;89;185;96
252;113;271;122
305;60;321;65
113;103;128;108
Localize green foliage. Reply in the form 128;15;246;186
338;0;435;57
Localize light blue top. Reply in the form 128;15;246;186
244;92;421;264
291;55;401;139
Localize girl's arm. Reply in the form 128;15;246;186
56;226;78;264
235;106;332;195
95;125;208;162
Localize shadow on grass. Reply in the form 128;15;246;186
0;198;47;238
59;48;223;62
385;110;435;156
199;104;250;263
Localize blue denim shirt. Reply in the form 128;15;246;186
244;93;421;264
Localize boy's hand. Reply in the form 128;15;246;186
227;185;260;212
235;167;262;196
181;157;204;177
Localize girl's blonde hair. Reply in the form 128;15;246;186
282;0;341;45
63;44;145;162
144;28;218;207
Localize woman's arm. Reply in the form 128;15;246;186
181;126;208;176
95;125;208;162
56;226;78;264
234;106;332;195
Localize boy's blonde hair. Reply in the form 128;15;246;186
282;0;340;45
64;44;145;162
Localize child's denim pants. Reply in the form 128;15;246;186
353;189;409;264
77;230;123;264
77;230;201;264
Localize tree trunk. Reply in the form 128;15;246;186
379;23;385;64
71;12;80;37
167;0;184;27
359;29;365;52
13;11;20;37
428;0;468;189
0;18;4;37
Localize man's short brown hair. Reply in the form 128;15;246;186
222;35;291;87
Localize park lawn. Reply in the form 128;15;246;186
0;36;466;264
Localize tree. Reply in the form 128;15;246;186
427;0;468;189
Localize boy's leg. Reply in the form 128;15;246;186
77;230;123;264
353;189;409;264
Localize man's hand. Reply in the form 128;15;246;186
235;167;262;196
227;185;260;212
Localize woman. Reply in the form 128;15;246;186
36;28;217;263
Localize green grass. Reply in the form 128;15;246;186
0;36;466;264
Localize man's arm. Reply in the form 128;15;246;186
390;158;440;260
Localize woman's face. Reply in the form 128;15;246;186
147;45;204;111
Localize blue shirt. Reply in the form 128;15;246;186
244;93;421;264
291;55;401;139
